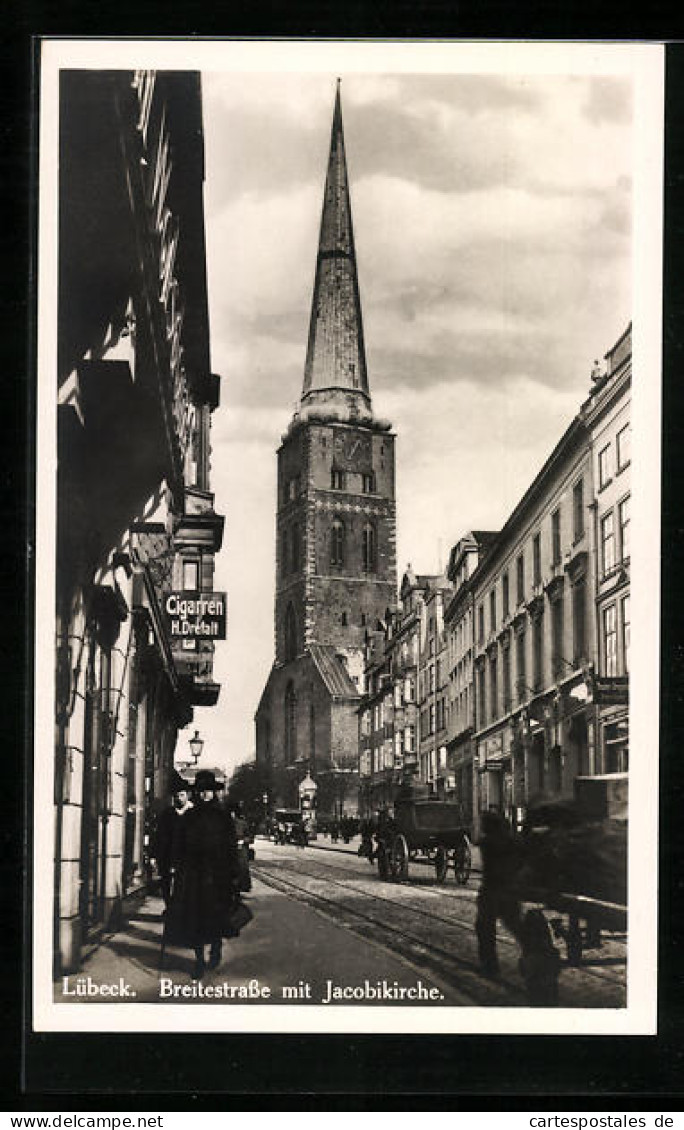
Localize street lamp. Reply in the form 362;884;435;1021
188;730;204;765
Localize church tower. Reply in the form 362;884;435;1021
256;83;397;815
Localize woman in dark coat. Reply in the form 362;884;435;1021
165;769;241;980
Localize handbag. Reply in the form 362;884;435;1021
225;896;254;937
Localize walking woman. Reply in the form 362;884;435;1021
164;769;242;980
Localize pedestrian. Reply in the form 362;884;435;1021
475;808;524;978
164;769;243;980
232;802;252;892
154;770;193;908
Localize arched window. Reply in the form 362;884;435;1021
362;522;377;573
331;518;345;568
284;603;297;661
284;682;297;765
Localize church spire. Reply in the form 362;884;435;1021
300;80;372;423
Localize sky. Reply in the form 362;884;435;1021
188;65;633;778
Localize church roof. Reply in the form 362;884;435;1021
309;643;360;699
301;81;370;409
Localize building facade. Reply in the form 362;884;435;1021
255;83;397;820
443;532;498;827
467;326;631;835
55;71;223;972
417;578;453;796
582;325;631;773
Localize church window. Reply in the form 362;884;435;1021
284;603;297;661
291;522;300;573
331;519;345;568
362;522;377;573
284;682;297;765
331;469;346;490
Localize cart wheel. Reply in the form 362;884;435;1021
434;847;448;883
391;834;409;880
454;840;472;885
377;845;390;881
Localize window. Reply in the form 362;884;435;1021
619;496;630;561
552;508;561;565
599;444;613;489
330;518;345;568
341;611;348;626
490;588;496;633
429;704;435;735
502;572;510;617
533;534;542;585
281;529;290;576
478;604;485;643
502;645;511;712
477;666;486;725
183;559;199;590
362;522;377;573
361;472;375;493
551;595;564;678
489;653;498;723
516;627;527;700
405;725;416;753
573;478;585;541
572;579;586;664
621;595;630;674
429;665;436;693
601;512;616;576
533;615;544;691
616;424;631;471
517;553;525;604
603;605;618;677
331;469;346;490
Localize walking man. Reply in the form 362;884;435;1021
154;770;193;907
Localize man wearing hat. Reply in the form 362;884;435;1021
164;768;242;979
154;770;193;908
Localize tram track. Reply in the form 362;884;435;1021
252;860;526;1007
253;853;626;1007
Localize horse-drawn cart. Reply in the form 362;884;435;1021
375;797;472;885
517;774;628;964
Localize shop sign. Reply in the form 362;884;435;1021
166;591;227;640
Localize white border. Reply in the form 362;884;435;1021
34;38;664;1035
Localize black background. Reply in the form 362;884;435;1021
4;3;684;1108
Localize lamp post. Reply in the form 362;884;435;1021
188;730;204;766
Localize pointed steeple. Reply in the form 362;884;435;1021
300;81;372;423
